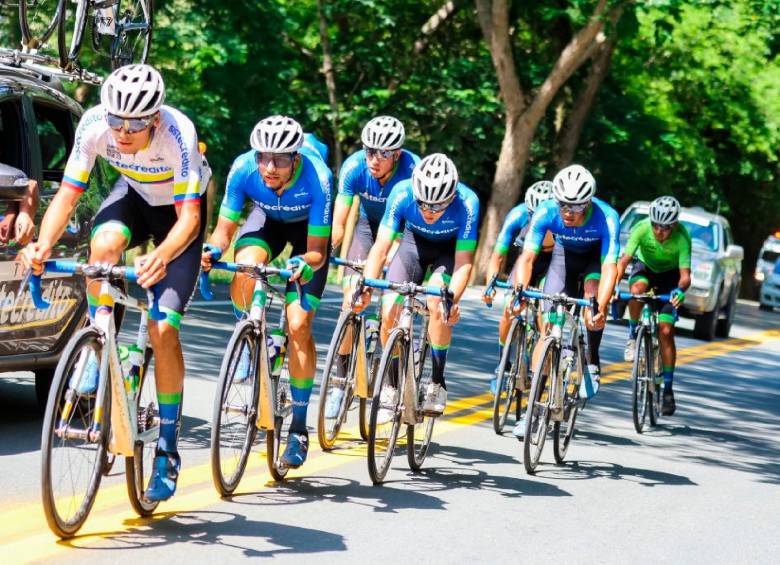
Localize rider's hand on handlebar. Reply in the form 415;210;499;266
351;288;371;314
587;304;607;330
201;246;217;272
17;241;51;275
135;248;169;289
445;302;461;326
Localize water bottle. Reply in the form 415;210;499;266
365;314;379;354
96;2;117;35
267;329;287;377
120;344;143;394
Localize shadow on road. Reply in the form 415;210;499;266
58;510;346;557
535;460;697;486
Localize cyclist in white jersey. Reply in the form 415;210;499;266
20;65;209;503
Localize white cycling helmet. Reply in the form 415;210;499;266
100;64;165;118
361;116;405;150
524;180;554;213
250;115;304;153
412;153;459;204
552;164;596;204
649;195;680;226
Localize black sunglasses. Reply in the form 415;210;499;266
256;152;297;168
106;113;156;134
364;146;395;160
416;199;450;212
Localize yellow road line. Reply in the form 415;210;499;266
3;328;778;561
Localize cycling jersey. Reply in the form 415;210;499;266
494;203;530;255
301;133;329;164
524;197;620;263
624;218;691;272
337;149;419;224
62;105;205;207
379;181;480;250
219;149;333;238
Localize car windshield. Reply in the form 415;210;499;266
620;209;719;252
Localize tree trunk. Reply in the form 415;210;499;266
317;0;343;171
473;0;617;282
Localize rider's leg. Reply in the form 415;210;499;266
230;245;270;316
583;274;603;368
287;301;318;434
628;278;649;337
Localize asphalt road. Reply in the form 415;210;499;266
1;287;779;564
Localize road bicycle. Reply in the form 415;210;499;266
316;257;382;451
522;289;595;474
17;0;65;51
484;276;543;434
200;250;311;495
615;291;673;433
28;260;161;538
58;0;152;70
357;276;452;484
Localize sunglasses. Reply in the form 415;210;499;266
651;222;674;232
364;147;395;160
256;152;297;168
558;202;589;214
416;199;450;213
106;113;156;133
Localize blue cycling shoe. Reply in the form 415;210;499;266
233;346;251;384
282;432;309;468
324;388;345;419
71;351;99;395
143;450;181;503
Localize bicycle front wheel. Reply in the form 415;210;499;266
210;320;260;496
523;337;555;475
553;337;584;463
20;0;65;49
125;346;159;516
41;326;108;539
632;328;651;433
111;0;153;69
56;0;88;69
367;328;405;484
493;318;523;434
267;370;293;482
317;310;358;451
649;339;662;426
407;335;434;471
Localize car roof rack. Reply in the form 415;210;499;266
0;48;102;86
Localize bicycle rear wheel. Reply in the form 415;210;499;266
41;326;109;539
210;321;260;496
56;0;88;69
493;317;522;434
523;337;555;475
125;346;160;515
632;328;651;433
367;328;405;484
317;310;358;450
407;335;434;471
110;0;153;69
267;370;293;481
553;337;584;463
19;0;65;49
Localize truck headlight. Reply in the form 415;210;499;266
755;270;765;282
692;262;715;287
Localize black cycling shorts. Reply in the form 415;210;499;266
542;243;602;310
386;229;455;290
344;215;379;278
508;249;553;289
235;205;329;309
92;177;205;330
628;260;679;319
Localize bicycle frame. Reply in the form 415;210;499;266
397;293;430;426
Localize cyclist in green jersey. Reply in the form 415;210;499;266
615;196;691;415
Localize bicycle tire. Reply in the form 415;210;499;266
125;346;160;515
492;317;522;434
20;0;65;49
553;336;584;463
210;320;260;496
632;327;651;433
317;310;358;451
367;328;405;484
358;354;379;441
110;0;153;69
267;371;292;481
56;0;88;69
523;336;556;475
407;332;434;471
41;326;108;539
649;337;662;426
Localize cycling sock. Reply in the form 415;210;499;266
662;366;674;390
290;375;314;434
230;299;247;321
157;391;182;453
335;354;348;382
587;329;603;367
431;343;449;389
628;318;639;339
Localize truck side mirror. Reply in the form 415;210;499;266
0;163;30;202
726;244;744;261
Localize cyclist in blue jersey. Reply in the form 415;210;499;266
483;181;554;394
353;154;480;418
20;65;209;502
513;165;620;435
202;116;332;469
324;116;418;418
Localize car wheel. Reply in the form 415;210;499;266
715;288;736;338
34;367;57;413
693;308;718;341
759;303;773;312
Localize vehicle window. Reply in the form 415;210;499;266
723;223;734;247
33;101;73;192
0;98;25;172
681;220;718;252
762;250;780;263
620;209;647;234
